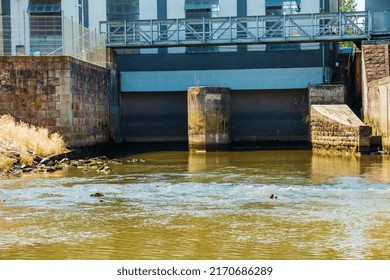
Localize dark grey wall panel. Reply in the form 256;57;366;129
231;90;309;141
120;89;309;143
116;49;323;71
121;92;188;142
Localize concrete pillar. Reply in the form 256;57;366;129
187;86;231;151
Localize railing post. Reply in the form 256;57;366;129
202;17;206;44
61;12;65;55
368;11;372;37
256;16;259;41
177;18;179;45
283;13;286;40
124;20;127;45
71;16;75;55
23;11;26;53
229;17;232;43
311;13;314;40
150;19;153;45
339;12;343;36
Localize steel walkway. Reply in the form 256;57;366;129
100;11;381;48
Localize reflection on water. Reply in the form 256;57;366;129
0;151;389;260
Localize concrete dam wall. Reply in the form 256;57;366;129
120;89;309;145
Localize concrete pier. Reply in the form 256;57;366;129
310;105;371;154
188;86;231;151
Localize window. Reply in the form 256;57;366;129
106;0;139;21
265;1;301;51
185;0;219;53
28;0;62;55
27;0;61;13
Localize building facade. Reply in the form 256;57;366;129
111;0;340;143
1;0;347;144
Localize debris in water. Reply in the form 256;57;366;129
90;192;104;197
267;194;278;199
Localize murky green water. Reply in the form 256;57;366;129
0;150;389;260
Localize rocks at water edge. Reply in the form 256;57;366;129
267;194;278;199
90;192;104;197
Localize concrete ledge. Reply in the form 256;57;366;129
309;84;347;105
311;105;371;154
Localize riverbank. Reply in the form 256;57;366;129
0;114;68;178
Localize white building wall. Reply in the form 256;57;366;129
62;0;78;22
167;0;185;54
62;0;106;30
88;0;106;31
247;0;266;51
167;0;185;19
140;0;158;54
301;0;320;13
10;0;29;55
247;0;265;16
140;0;157;20
219;0;236;17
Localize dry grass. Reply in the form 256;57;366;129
0;154;17;173
20;149;34;166
0;114;68;173
0;114;67;157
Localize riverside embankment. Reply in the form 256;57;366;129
0;114;68;178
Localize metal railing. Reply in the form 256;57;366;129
0;14;106;67
100;11;371;48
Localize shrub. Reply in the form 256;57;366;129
0;114;67;157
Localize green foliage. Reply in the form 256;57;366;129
340;0;357;12
339;0;358;49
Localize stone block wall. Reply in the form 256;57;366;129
362;41;390;151
362;44;389;84
0;56;110;148
310;105;371;154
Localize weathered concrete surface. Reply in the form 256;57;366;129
0;56;110;148
231;89;309;143
121;91;188;142
309;84;347;105
310;105;371;154
188;86;231;151
362;43;389;84
365;76;390;151
107;48;122;143
361;42;390;151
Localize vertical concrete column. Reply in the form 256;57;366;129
187;86;231;151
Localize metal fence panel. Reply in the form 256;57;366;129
0;14;106;67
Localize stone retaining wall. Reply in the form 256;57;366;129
362;44;389;84
310;105;371;154
362;41;390;151
365;76;390;151
0;56;110;148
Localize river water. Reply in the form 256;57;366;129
0;150;389;260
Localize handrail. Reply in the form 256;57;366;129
100;11;372;48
